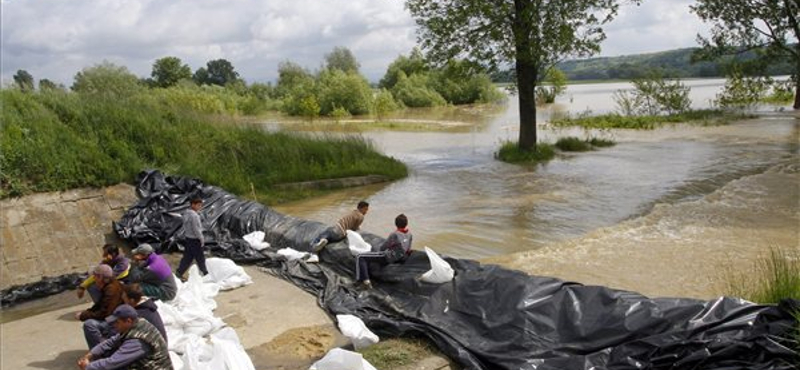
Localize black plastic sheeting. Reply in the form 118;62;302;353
1;273;86;307
108;170;800;369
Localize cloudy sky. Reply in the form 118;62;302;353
1;0;709;86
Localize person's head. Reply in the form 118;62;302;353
131;243;154;262
102;244;120;262
190;197;203;211
357;201;370;215
92;264;114;286
106;304;138;334
122;283;144;306
394;214;408;229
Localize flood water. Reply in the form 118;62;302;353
269;79;800;299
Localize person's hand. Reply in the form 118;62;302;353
77;356;90;369
76;287;85;299
74;311;83;320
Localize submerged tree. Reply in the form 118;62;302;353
691;0;799;109
404;0;640;151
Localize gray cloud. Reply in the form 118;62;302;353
1;0;707;86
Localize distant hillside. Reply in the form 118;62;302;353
491;47;794;82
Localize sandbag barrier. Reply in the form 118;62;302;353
8;169;800;369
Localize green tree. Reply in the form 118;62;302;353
535;68;568;104
276;61;315;98
373;88;401;121
691;0;799;109
38;78;63;91
194;59;240;86
405;0;639;151
151;56;192;88
324;46;360;74
13;70;34;92
379;48;429;89
317;69;373;115
72;61;142;97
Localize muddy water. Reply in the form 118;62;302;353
270;80;799;299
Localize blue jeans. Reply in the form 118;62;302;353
83;319;114;349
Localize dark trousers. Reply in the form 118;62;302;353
356;252;388;282
176;238;207;277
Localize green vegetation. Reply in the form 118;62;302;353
613;73;691;116
551;109;747;130
555;137;615;152
536;68;568;104
495;141;556;164
723;247;800;304
359;338;442;370
0;88;407;202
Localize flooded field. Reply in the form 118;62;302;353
270;80;799;299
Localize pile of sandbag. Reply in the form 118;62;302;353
157;258;255;370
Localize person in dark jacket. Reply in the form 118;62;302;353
129;243;178;302
176;197;207;280
122;283;168;344
354;214;413;289
76;264;125;348
77;305;172;370
77;244;130;303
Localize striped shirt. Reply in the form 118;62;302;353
336;209;365;235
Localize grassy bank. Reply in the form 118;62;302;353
551;109;752;130
0;89;407;202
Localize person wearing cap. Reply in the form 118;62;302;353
77;304;172;370
128;244;177;302
122;283;168;344
77;244;130;303
175;197;207;280
75;264;125;348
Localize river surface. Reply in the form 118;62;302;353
268;79;799;300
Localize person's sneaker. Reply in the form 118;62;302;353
311;238;328;253
360;280;373;290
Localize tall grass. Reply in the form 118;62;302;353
1;89;407;202
495;141;555;164
723;247;800;304
551;109;751;130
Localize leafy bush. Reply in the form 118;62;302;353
551;109;744;130
72;61;144;98
391;72;446;108
536;68;568;104
317;69;373;115
555;137;592;151
373;89;401;120
613;73;691;115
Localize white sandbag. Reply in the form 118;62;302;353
243;231;270;251
277;247;312;261
210;327;256;370
309;348;378;370
336;314;379;350
203;258;253;290
420;247;455;284
346;230;372;255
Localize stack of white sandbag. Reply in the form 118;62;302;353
156;257;255;370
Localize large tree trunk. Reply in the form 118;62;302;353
513;0;538;151
794;80;799;109
516;60;538;151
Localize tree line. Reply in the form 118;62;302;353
9;46;504;120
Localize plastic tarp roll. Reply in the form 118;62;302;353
112;170;799;370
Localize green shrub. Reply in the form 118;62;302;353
373;88;402;121
391;72;446;108
551;109;744;130
536;68;568;104
495;141;555;164
71;61;144;98
612;73;691;115
715;70;771;110
317;69;373;115
588;137;615;147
